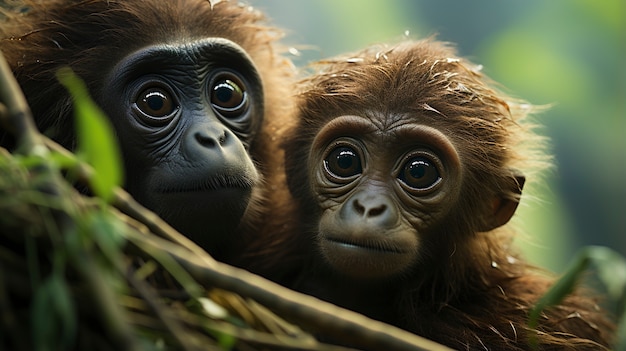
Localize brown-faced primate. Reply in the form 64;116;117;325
284;39;615;350
0;0;299;269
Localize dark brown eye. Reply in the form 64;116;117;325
324;146;362;178
210;74;248;117
399;156;440;190
136;87;177;117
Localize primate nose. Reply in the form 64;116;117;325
194;126;228;148
341;191;398;228
352;197;388;218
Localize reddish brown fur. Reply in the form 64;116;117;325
0;0;300;278
284;39;615;350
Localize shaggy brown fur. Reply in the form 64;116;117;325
0;0;300;278
284;39;615;350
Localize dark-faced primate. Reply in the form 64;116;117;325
284;39;615;350
0;0;299;268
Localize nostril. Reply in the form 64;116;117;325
353;198;387;218
352;199;366;215
195;132;216;147
195;130;227;148
367;204;387;217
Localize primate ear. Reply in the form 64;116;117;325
481;173;525;232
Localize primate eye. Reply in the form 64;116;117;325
212;79;244;107
324;146;362;179
210;73;248;117
398;156;441;190
136;87;177;117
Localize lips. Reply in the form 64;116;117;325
157;173;255;193
324;236;407;254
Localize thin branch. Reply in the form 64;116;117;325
1;49;451;351
125;266;199;351
1;50;142;351
124;230;452;351
0;49;44;155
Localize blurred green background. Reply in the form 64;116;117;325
249;0;625;273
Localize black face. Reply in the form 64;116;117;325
100;38;264;251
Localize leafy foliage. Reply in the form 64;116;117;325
529;246;626;349
56;67;123;203
2;62;449;351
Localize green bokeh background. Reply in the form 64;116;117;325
250;0;626;273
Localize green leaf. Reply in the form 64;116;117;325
528;251;590;330
528;246;626;349
585;246;626;306
87;211;126;266
215;331;237;350
56;67;123;203
32;272;77;351
48;149;80;171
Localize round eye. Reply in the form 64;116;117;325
324;146;362;179
136;87;177;117
398;156;441;190
210;74;248;117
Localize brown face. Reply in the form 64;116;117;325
286;40;528;284
308;114;463;280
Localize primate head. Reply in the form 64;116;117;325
284;39;615;351
1;0;296;255
285;39;540;281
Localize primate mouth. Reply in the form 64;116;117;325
325;237;406;254
158;174;255;193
